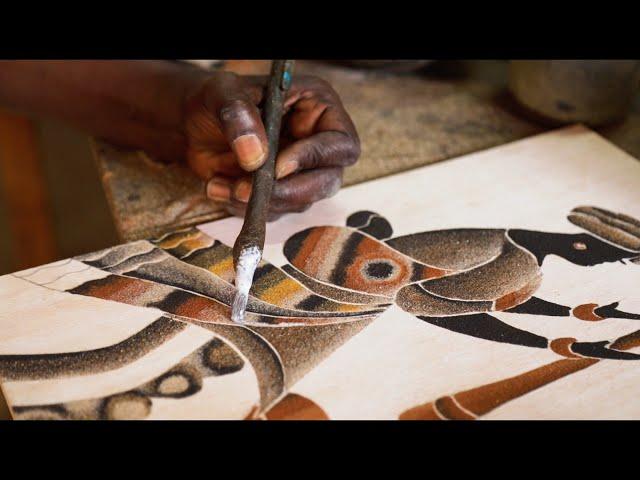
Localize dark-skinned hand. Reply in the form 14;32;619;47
184;72;360;221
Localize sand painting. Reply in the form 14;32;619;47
1;126;640;419
1;226;384;419
1;204;639;420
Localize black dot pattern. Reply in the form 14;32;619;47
366;261;395;279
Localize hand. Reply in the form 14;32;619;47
184;72;360;220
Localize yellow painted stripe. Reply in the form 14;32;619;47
158;231;202;249
259;277;306;306
207;256;234;278
181;235;214;252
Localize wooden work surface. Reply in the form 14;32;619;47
93;60;640;241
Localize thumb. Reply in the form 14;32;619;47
203;73;268;172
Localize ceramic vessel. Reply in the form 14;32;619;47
509;60;640;126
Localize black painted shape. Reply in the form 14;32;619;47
282;229;306;261
571;341;640;360
329;233;363;287
282;228;310;262
506;296;571;317
366;261;394;279
67;274;113;295
346;211;393;240
594;302;640;320
251;264;273;283
295;294;326;311
508;230;636;267
147;289;194;312
418;313;549;349
346;211;374;228
410;265;426;283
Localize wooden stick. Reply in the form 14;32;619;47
231;60;295;323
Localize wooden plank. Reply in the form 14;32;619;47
0;109;58;271
0;389;10;420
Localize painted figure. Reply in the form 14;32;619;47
281;205;640;419
283;206;640;360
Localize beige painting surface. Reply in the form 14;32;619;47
1;125;639;419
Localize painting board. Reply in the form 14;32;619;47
1;124;640;420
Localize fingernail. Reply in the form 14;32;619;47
207;178;232;202
232;134;265;171
234;180;252;203
276;159;298;179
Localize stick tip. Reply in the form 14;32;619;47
231;246;262;324
231;291;249;323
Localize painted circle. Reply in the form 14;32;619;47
360;259;400;282
103;392;152;420
157;373;192;396
153;365;202;397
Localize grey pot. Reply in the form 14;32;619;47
508;60;640;126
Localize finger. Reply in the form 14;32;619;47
275;132;360;179
272;167;343;207
203;73;268;171
286;79;358;139
230;167;343;207
188;150;245;180
205;175;234;203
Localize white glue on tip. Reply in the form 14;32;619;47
231;246;261;323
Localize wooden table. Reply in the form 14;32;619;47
93;60;640;242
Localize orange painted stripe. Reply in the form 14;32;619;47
292;227;338;277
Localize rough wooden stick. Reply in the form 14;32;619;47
231;60;295;323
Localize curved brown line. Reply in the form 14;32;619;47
191;321;286;410
550;338;582;359
0;316;185;381
434;396;476;420
265;393;329;420
572;304;604;322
